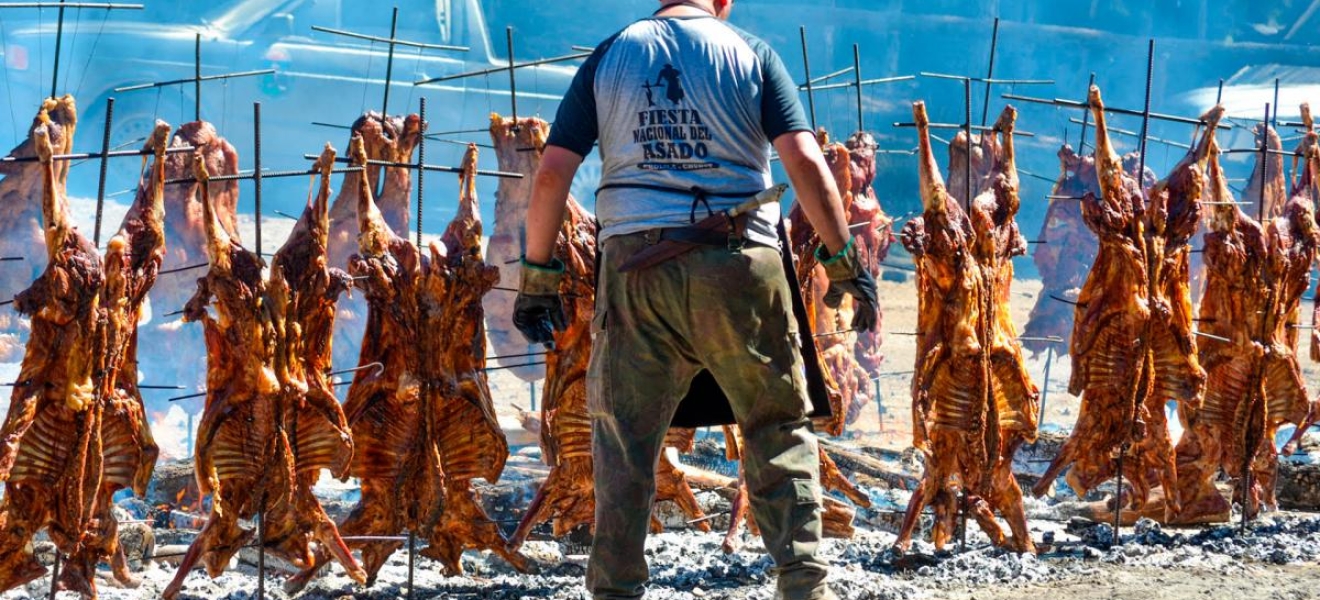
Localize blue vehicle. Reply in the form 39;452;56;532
0;0;585;222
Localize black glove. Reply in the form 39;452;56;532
816;237;879;332
512;256;568;348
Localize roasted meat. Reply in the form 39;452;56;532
325;134;438;585
1021;145;1101;354
60;122;172;595
414;143;528;573
787;131;868;436
1176;133;1316;524
1243;121;1287;220
1032;87;1216;521
892;103;1037;553
326;113;423;381
0;112;105;597
484;115;557;380
0;96;77;362
844;132;895;383
505;117;599;547
145;121;241;412
163;147;365;599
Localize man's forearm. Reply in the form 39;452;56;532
524;145;584;265
774;131;850;254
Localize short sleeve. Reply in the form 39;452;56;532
546;32;620;157
753;40;810;140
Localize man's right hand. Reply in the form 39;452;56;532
816;237;879;332
513;256;568;347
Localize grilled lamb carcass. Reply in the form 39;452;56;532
1176;135;1316;523
844;132;894;385
0;114;105;597
325;113;423;384
948;125;997;206
1244;121;1287;220
787;131;868;436
485;115;558;380
1021;145;1101;354
0;96;78;362
505;133;598;547
325;134;439;585
504;117;713;549
1032;88;1215;520
60;122;172;594
414;144;528;573
892;103;1036;554
144;122;241;401
163;148;364;599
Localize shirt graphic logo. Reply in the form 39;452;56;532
632;63;717;171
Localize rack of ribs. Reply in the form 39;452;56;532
1175;131;1316;524
1032;86;1215;521
1021;144;1101;354
325;113;422;382
163;146;363;598
144;121;241;408
0;111;106;596
892;102;1037;553
0;96;78;362
413;143;528;573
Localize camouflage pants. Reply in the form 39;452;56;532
585;231;831;600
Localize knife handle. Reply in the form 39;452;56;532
726;184;788;217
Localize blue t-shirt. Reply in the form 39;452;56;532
547;15;810;246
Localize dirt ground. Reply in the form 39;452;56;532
943;563;1320;600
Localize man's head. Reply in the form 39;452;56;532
658;0;733;19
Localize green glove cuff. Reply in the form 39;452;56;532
815;236;861;282
519;256;565;296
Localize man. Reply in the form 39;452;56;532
512;1;877;598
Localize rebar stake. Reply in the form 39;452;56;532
963;78;972;211
93;97;115;246
852;43;863;132
50;0;66;98
1078;73;1096;151
47;551;60;600
980;17;1000;127
407;530;417;600
799;26;816;131
256;493;266;599
381;6;399;123
416;97;426;247
507;27;519;128
194;34;201;120
253;102;263;257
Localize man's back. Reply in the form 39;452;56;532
549;14;806;247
